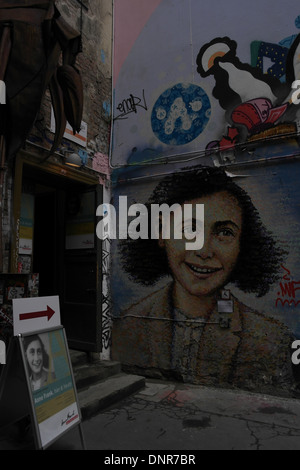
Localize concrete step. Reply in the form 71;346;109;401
78;373;146;420
70;350;146;420
73;360;122;390
70;350;121;390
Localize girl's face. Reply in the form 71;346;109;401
26;339;43;376
160;191;242;298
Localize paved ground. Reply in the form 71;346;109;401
2;379;300;451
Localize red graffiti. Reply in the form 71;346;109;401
219;127;239;150
275;265;300;307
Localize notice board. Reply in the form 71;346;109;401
18;326;82;449
0;296;85;450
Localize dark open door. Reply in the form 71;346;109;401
18;160;102;353
62;185;102;352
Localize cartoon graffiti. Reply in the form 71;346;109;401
251;41;289;81
151;83;211;145
276;265;300;307
205;127;240;161
231;98;288;136
278;15;300;50
112;167;298;395
197;37;286;108
196;35;300;153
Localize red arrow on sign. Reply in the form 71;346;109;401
19;306;55;322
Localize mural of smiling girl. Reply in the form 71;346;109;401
112;167;299;397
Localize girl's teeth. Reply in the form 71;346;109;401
189;265;218;274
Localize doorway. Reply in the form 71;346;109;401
33;188;60;297
17;161;102;352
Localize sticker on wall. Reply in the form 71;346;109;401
151;83;211;145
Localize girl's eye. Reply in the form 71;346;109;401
215;228;235;239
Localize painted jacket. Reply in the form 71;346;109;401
112;282;298;396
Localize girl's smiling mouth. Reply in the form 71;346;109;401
186;262;222;276
32;361;42;369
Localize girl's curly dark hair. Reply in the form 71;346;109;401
23;334;50;369
119;166;286;297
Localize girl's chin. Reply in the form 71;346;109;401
177;282;218;298
184;273;225;293
181;278;229;298
187;287;219;297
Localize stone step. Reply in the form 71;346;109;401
69;350;145;419
70;350;89;368
78;373;146;420
70;350;122;391
73;361;122;391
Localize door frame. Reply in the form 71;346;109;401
11;150;100;273
11;150;103;352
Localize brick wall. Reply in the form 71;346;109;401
1;0;113;273
40;0;113;159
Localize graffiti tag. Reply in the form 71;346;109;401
275;265;300;307
114;90;147;121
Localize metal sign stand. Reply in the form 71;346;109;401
0;326;86;450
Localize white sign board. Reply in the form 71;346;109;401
50;108;87;147
13;296;61;336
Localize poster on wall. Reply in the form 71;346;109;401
19;326;81;449
19;193;34;255
111;0;300;169
65;191;95;250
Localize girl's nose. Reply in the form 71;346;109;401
195;234;214;259
33;352;39;361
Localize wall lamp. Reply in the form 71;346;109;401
64;151;82;168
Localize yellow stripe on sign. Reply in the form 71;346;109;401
35;389;76;424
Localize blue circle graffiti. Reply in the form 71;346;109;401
151;83;211;145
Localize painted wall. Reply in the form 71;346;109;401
111;0;300;166
110;0;300;397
